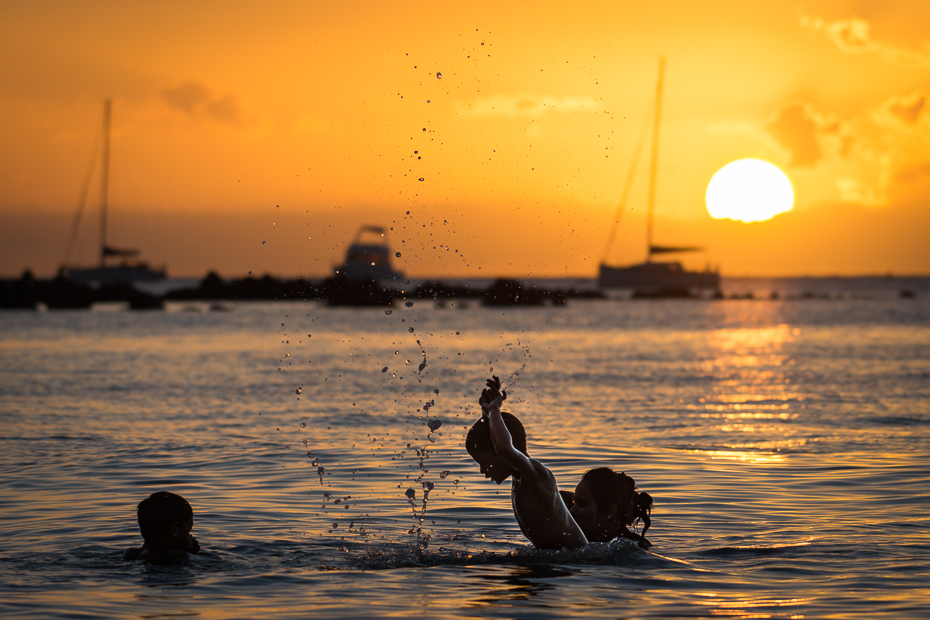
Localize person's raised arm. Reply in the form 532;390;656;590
479;379;538;480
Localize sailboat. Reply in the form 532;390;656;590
598;58;720;293
62;100;166;285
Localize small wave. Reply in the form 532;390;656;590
867;416;929;427
700;541;813;558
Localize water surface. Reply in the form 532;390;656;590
2;283;928;618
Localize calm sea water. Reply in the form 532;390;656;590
2;278;928;619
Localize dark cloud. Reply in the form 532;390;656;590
894;161;930;185
767;104;822;167
888;94;926;125
827;18;873;53
162;82;242;125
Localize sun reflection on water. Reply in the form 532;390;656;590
686;449;786;464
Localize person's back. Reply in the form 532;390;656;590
466;377;587;550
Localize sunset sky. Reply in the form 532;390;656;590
1;0;928;278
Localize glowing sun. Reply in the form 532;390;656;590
705;159;794;223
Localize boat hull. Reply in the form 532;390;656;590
598;262;719;290
67;265;166;285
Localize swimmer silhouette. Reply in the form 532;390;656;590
123;491;201;562
561;468;653;549
466;376;587;550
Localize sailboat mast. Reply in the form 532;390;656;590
99;99;111;267
645;57;665;262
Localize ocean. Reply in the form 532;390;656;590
1;278;928;619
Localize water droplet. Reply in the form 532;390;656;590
248;271;253;275
434;389;439;394
405;488;416;500
426;100;430;103
307;334;312;338
385;309;393;315
408;327;414;333
418;177;424;182
262;241;266;245
405;301;414;307
296;387;302;394
436;72;442;79
405;360;410;365
439;470;451;479
428;419;442;432
300;422;306;428
382;367;388;373
423;481;435;492
395;252;401;258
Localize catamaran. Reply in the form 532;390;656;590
598;58;719;292
62;100;166;284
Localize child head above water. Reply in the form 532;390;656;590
569;467;649;542
465;410;528;484
125;491;200;560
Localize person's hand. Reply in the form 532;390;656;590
479;376;506;414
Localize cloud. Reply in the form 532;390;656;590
887;93;926;125
454;94;597;118
766;104;824;167
777;90;930;208
801;15;930;67
162;82;242;124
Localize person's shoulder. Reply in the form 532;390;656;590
518;457;556;487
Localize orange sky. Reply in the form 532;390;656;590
1;0;928;278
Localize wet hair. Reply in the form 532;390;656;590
137;491;193;543
581;467;637;524
465;411;528;461
635;491;653;536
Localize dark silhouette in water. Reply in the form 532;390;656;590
96;282;163;310
124;491;200;562
632;286;695;299
561;468;653;549
483;279;546;306
321;276;394;306
466;376;588;550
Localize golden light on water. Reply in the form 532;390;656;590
706;159;795;223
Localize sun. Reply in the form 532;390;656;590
705;159;794;223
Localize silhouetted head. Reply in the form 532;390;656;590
569;468;637;542
465;412;527;484
137;491;198;553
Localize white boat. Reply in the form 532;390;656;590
334;226;404;282
598;58;720;293
62;100;166;285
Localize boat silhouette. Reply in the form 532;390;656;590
598;58;720;294
333;226;404;282
61;100;166;285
